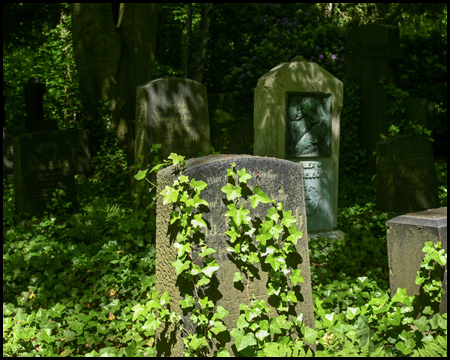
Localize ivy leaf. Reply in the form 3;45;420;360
192;194;209;208
192;214;207;229
210;321;227;335
190;179;207;192
199;248;216;257
281;210;297;227
202;262;220;278
172;258;191;275
134;169;148;181
237;168;252;184
250;185;272;208
286;226;302;245
303;326;318;344
168;153;185;166
221;183;242;201
266;254;285;271
233;272;244;282
230;329;257;352
212;306;229;321
289;269;304;286
161;186;179;205
225;204;251;226
180;294;195;308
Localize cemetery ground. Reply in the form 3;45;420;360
3;145;447;357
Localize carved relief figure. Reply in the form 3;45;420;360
286;93;332;157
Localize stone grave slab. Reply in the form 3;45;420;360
132;77;211;204
155;155;314;356
14;131;78;217
376;136;439;213
387;207;447;315
254;55;343;234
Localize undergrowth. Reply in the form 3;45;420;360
2;150;447;357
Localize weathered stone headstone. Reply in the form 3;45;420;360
132;77;211;202
254;56;343;236
156;155;314;356
386;207;447;315
345;24;402;174
376;136;439;213
14;131;78;217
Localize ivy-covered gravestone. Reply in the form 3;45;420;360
155;155;314;356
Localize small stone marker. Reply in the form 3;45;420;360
155;155;314;356
376;136;439;213
254;56;343;235
14;131;78;217
386;207;447;315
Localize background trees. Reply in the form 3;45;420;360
3;3;447;159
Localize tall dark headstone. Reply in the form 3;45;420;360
23;77;58;132
346;24;401;174
155;155;314;356
387;207;447;316
376;136;439;213
14;131;78;217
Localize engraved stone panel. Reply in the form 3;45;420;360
13;131;78;217
155;155;314;356
286;92;332;158
376;136;439;213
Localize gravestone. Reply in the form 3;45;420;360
14;131;78;217
386;207;447;315
156;155;314;356
24;77;58;132
376;136;439;213
4;78;91;179
254;55;343;236
345;24;402;174
132;77;211;202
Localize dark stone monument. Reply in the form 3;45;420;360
4;78;91;180
376;136;440;213
346;24;402;174
23;77;58;132
132;77;211;203
155;155;314;356
387;207;447;315
14;131;78;217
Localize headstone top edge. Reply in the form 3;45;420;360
387;207;447;227
158;155;302;176
138;77;206;89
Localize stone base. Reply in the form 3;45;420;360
309;229;345;241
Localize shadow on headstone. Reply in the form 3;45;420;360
155;155;314;356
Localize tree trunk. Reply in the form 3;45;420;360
71;3;157;163
191;3;212;84
182;3;192;78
